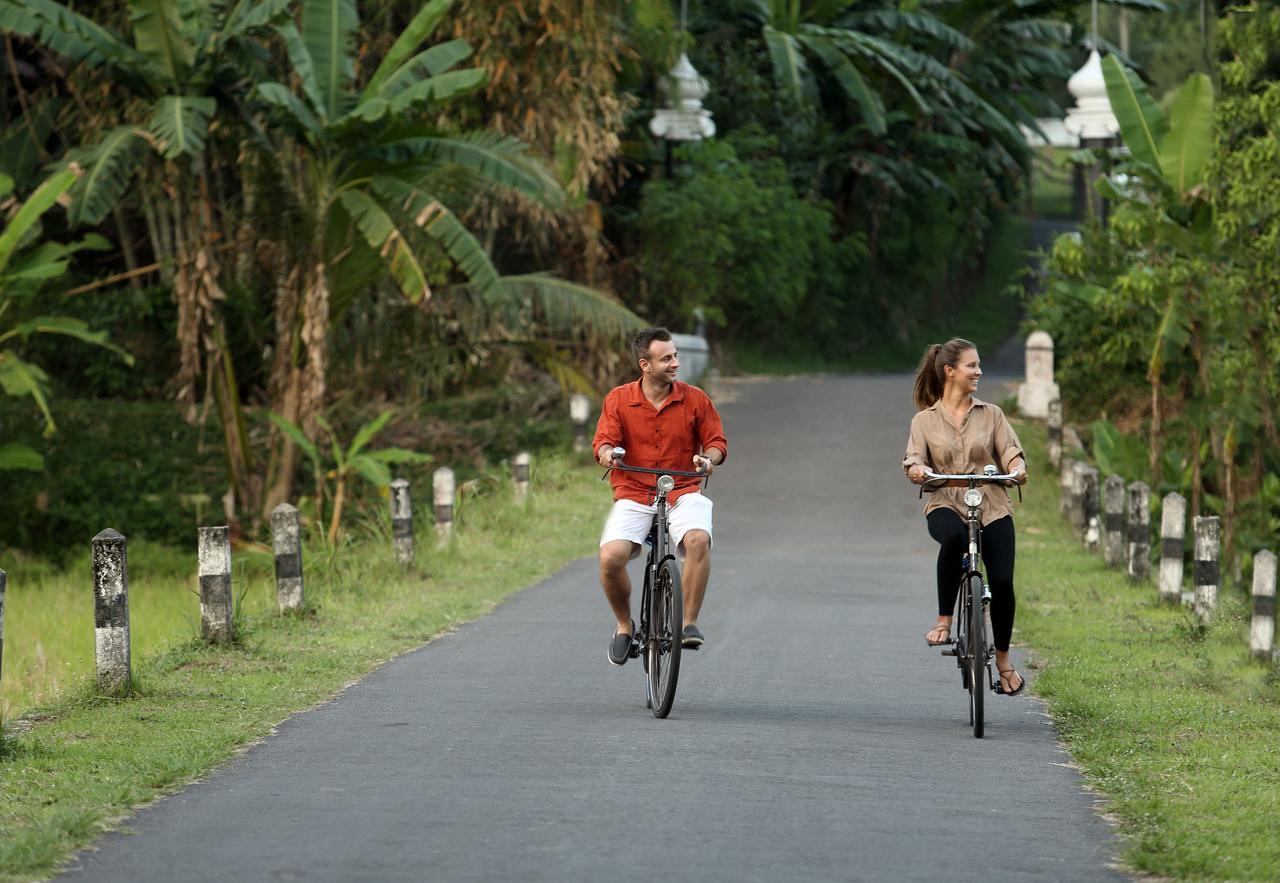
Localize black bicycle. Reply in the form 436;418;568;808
605;447;707;718
920;466;1021;738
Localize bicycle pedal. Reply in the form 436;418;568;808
939;646;958;656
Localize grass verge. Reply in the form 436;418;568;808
1014;419;1280;881
0;454;601;882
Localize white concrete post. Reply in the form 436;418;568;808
1047;398;1063;469
1194;515;1220;625
1103;474;1126;567
1016;331;1061;418
198;526;234;644
271;503;304;613
92;529;131;694
390;479;413;565
1126;481;1150;583
570;394;591;453
513;452;531;503
433;467;455;548
1250;551;1276;661
1159;492;1186;605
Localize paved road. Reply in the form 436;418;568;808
63;374;1126;882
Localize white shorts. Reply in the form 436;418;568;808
599;493;714;560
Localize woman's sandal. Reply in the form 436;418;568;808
925;624;951;646
996;667;1025;696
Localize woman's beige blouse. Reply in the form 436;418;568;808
902;397;1025;526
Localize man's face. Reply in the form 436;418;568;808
641;339;679;384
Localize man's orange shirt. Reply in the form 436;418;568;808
592;380;728;505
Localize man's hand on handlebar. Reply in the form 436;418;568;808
693;454;714;475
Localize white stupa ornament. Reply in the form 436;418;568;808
649;53;716;142
1063;49;1119;140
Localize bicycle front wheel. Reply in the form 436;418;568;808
966;573;986;739
647;557;683;718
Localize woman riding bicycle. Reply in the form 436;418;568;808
902;338;1029;697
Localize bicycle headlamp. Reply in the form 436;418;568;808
657;475;676;493
964;488;983;508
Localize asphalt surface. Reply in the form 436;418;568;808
62;372;1127;882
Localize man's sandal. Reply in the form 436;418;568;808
996;667;1025;696
925;624;951;646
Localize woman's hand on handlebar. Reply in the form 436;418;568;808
907;464;928;485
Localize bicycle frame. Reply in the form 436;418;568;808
919;468;1021;733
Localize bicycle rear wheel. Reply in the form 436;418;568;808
966;573;986;739
647;557;683;718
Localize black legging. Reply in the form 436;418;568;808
926;510;1016;652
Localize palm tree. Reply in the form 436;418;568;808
0;0;294;510
248;0;639;510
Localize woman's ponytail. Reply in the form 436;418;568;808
912;338;975;410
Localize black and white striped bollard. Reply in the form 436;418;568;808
1081;466;1100;551
272;503;304;613
1193;515;1220;625
433;467;455;548
1126;481;1150;583
513;452;531;504
199;526;234;644
92;529;131;694
1159;492;1186;605
1102;474;1126;567
390;479;413;566
1251;550;1276;661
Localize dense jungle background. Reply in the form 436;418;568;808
1;0;1273;580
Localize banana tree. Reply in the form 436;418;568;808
251;0;639;513
1099;56;1217;493
0;0;294;511
0;169;133;471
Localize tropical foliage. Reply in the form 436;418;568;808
1026;2;1279;577
0;169;131;471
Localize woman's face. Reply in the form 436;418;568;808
945;348;981;395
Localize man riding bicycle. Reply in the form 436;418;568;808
593;327;728;666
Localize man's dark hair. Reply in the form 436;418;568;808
631;327;672;367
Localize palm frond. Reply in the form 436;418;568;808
128;0;192;86
374;132;563;206
0;0;147;72
301;0;357;121
370;174;499;299
763;25;816;104
0;168;77;276
797;34;886;134
222;0;293;37
337;187;432;301
147;95;216;159
838;9;976;54
255;82;322;138
275;20;324;119
64;126;148;228
366;39;472;102
362;0;453;98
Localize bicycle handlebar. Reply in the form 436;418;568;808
921;469;1020;484
602;446;709;484
918;468;1023;502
